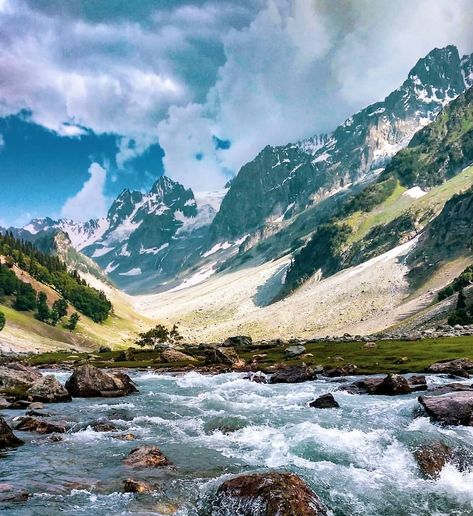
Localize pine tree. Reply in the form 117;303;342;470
36;291;50;321
0;310;5;332
67;312;80;331
52;298;68;319
457;288;467;309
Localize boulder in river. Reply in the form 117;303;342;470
123;445;171;468
0;363;42;392
427;359;473;378
0;416;23;449
323;364;357;377
243;372;267;384
427;383;473;395
309;393;340;409
13;416;67;434
284;345;306;358
374;374;411;395
222;336;252;348
270;365;317;384
414;442;453;478
26;375;72;403
90;421;119;432
114;433;136;441
213;471;327;515
65;365;138;397
418;392;473;426
408;375;428;392
123;478;152;493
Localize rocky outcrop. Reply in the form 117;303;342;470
419;391;473;425
0;417;23;449
427;383;473;395
13;416;67;434
342;374;425;395
0;363;41;392
123;446;171;468
204;347;244;368
65;365;138;397
90;421;119;432
427;359;473;378
161;349;196;363
222;336;252;348
284;345;306;358
212;472;327;515
26;375;72;403
123;479;152;493
323;364;358;377
270;365;317;384
309;393;339;409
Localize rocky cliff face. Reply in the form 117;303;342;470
210;45;473;245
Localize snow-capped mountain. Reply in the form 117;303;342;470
210;45;473;243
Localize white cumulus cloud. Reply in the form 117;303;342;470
61;163;108;221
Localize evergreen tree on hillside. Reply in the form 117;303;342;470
36;291;50;321
0;311;5;332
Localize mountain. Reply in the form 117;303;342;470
210;45;473;246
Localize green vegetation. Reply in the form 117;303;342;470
67;312;80;331
136;323;183;348
438;263;473;300
0;232;111;322
382;86;473;188
21;335;473;375
281;222;352;296
341;177;398;217
0;310;5;331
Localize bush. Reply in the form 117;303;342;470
0;311;5;331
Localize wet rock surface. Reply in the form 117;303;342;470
309;393;340;409
65;365;138;397
13;416;67;434
213;471;328;516
269;365;317;384
26;375;72;403
0;363;42;392
414;442;453;478
427;359;473;378
123;478;153;493
0;416;23;449
123;445;171;468
419;391;473;426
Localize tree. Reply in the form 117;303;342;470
169;324;183;343
36;291;50;322
136;324;169;348
67;312;80;331
52;298;68;318
14;283;37;311
0;311;5;332
457;288;467;310
49;309;60;326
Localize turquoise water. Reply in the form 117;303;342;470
1;371;473;515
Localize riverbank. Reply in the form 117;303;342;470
16;334;473;376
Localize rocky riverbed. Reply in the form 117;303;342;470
1;365;473;514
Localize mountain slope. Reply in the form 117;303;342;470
210;45;473;247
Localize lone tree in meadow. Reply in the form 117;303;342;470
136;323;182;348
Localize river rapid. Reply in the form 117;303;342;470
1;371;473;515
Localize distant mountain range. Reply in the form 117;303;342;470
4;45;473;294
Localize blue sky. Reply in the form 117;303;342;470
0;0;472;226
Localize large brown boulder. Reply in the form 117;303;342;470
13;416;67;434
222;336;252;348
26;375;72;403
270;365;317;384
161;349;196;363
414;442;453;478
213;472;327;515
204;347;245;368
65;365;138;397
427;359;473;378
419;391;473;426
374;374;411;395
0;363;42;392
0;417;23;449
123;478;152;493
123;445;171;468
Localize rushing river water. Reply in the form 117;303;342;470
1;371;473;515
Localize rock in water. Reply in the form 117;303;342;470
270;365;317;384
284;345;306;358
0;363;42;392
419;392;473;425
414;442;453;478
213;472;327;515
374;374;412;395
90;421;118;432
26;375;72;403
0;417;23;449
222;336;252;348
13;416;67;434
123;479;152;493
408;375;428;392
123;446;171;468
309;393;340;409
65;365;138;397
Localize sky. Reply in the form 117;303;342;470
0;0;472;226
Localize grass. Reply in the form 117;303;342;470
22;335;473;375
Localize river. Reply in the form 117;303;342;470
1;371;473;515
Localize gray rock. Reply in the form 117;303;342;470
284;345;306;358
26;375;72;403
419;391;473;425
270;365;317;384
65;365;138;397
309;393;340;409
0;416;23;449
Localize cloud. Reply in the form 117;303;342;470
158;0;473;188
61;162;108;221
